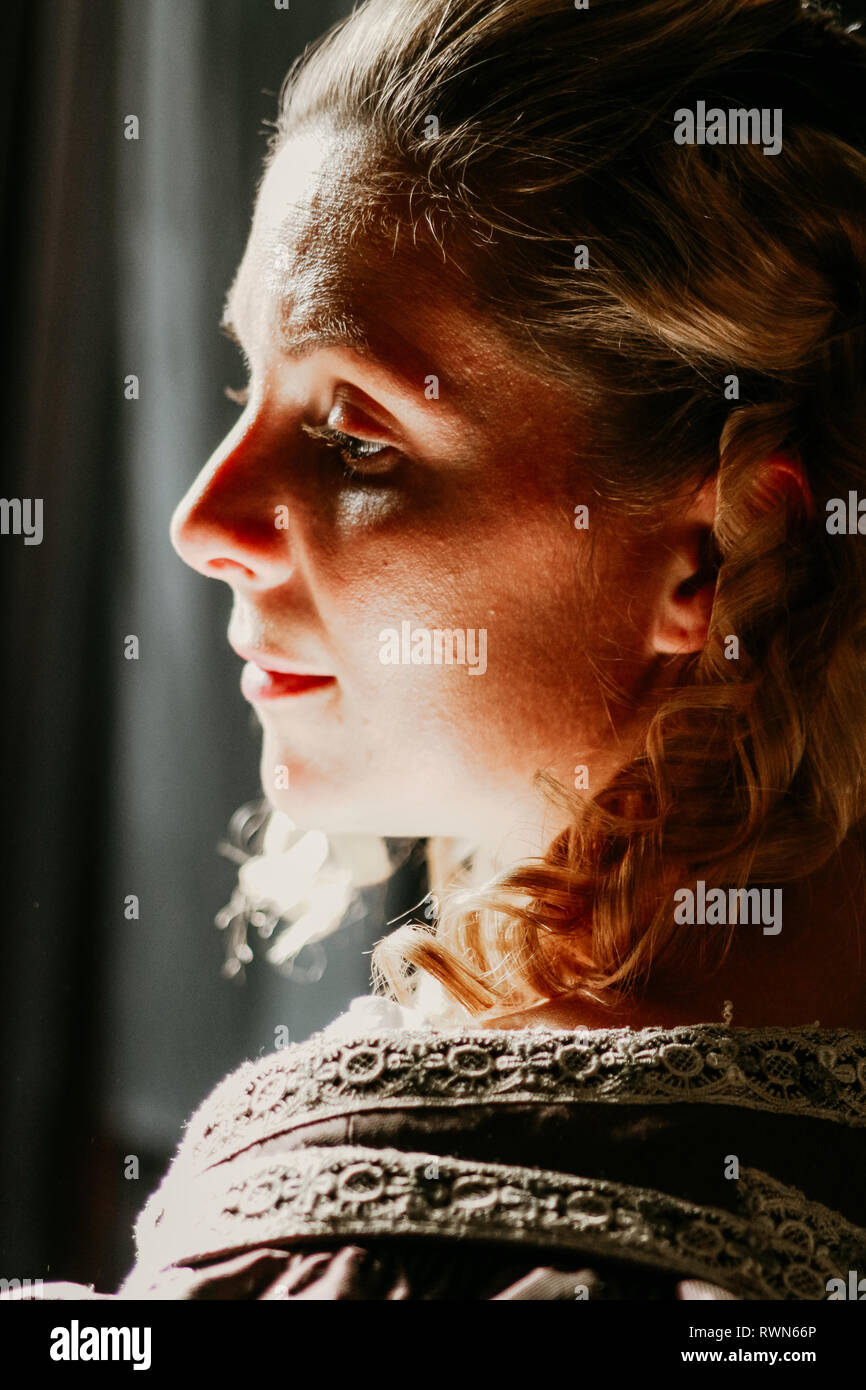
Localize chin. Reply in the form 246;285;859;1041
256;740;473;839
260;779;439;840
258;749;374;835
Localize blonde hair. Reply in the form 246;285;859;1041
269;0;866;1019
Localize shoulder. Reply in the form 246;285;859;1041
162;999;456;1175
123;1021;866;1297
178;1019;866;1156
141;1020;866;1215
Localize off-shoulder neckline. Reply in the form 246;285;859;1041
315;1000;861;1045
315;994;866;1043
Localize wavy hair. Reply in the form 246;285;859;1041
262;0;866;1020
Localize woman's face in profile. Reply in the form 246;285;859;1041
170;125;669;844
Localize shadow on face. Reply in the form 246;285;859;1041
170;125;676;848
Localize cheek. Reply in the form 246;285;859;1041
305;475;585;642
299;484;631;764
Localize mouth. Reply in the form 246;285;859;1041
240;663;337;701
230;642;337;702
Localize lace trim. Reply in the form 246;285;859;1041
126;1149;866;1302
175;1025;866;1174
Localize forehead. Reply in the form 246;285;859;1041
224;126;535;397
244;128;372;348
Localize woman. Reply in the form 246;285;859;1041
31;0;866;1299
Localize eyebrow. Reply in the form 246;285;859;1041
219;290;433;395
221;308;373;364
221;274;374;350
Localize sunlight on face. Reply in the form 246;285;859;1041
170;126;665;849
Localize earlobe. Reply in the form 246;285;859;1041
653;581;716;655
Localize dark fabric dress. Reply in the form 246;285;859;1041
19;1019;866;1300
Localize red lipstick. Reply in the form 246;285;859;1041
240;661;336;702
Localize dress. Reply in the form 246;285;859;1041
15;999;866;1300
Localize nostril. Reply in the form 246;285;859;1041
207;557;256;579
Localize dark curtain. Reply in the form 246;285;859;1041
0;0;411;1294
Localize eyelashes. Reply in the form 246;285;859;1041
299;423;396;479
223;385;399;482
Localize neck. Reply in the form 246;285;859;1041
478;829;866;1033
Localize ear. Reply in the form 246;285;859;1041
651;455;813;657
750;453;815;523
652;475;719;656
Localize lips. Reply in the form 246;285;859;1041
229;639;333;675
229;640;336;701
240;662;336;701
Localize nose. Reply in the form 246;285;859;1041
170;410;296;590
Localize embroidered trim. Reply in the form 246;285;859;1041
174;1025;866;1174
126;1148;866;1302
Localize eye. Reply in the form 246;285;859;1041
222;386;399;481
300;422;398;481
